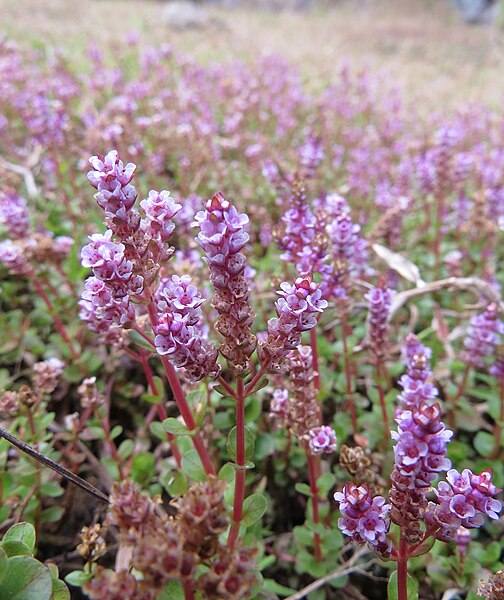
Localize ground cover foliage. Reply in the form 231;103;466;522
0;36;503;599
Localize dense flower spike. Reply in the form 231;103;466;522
0;192;29;239
194;192;256;375
260;277;327;372
287;345;320;441
153;275;220;383
461;304;504;369
334;483;391;556
397;334;438;410
427;468;502;541
324;193;368;300
389;336;453;543
269;388;289;422
32;358;64;394
87;150;137;219
276;175;324;277
140;190;181;243
81;230;144;297
365;283;393;361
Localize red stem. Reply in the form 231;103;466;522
139;352;182;468
376;361;390;441
310;327;320;393
30;274;80;361
341;316;357;434
454;364;470;405
160;356;216;476
146;297;215;476
397;532;409;600
182;579;195;600
306;449;322;562
492;378;504;459
228;378;246;548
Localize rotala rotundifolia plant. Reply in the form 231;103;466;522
334;334;502;600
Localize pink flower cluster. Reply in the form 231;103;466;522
87;151;137;219
365;283;393;360
392;402;452;489
397;334;438;410
462;304;503;369
334;483;391;555
194;192;250;289
427;468;502;541
308;425;337;455
0;192;29;239
153;275;220;383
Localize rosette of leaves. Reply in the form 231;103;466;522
0;522;69;599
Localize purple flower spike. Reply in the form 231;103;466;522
153;274;220;383
461;304;503;369
334;483;391;556
87;150;138;219
140;190;181;242
427;468;502;542
194;192;256;375
365;283;393;361
0;192;29;239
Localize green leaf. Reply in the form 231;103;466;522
0;556;52;599
387;570;419;600
473;431;495;458
149;422;167;441
117;439;135;461
226;426;255;463
294;483;313;497
241;493;267;527
162;418;192;436
162;471;188;498
181;450;206;482
158;579;184;600
1;542;32;558
131;452;156;485
218;463;235;483
64;571;91;588
317;472;336;496
39;482;63;498
4;524;36;554
109;425;123;440
52;579;70;600
0;547;8;585
41;506;64;524
293;526;314;547
127;329;155;351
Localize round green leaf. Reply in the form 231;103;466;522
0;556;52;600
242;493;267;527
1;542;32;558
52;579;70;600
473;431;495;458
181;450;206;482
0;547;8;585
387;570;418;600
226;426;255;463
4;524;35;555
64;571;92;588
163;418;192;436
